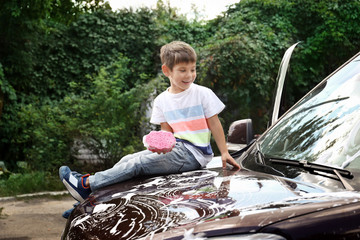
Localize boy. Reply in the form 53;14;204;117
59;41;240;204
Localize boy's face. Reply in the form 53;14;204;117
162;62;196;94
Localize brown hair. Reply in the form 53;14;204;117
160;41;197;70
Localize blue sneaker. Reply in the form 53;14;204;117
62;202;79;219
59;166;91;202
62;207;74;219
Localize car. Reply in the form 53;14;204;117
61;48;360;240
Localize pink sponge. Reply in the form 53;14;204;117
143;131;176;153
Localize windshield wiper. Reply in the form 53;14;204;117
302;97;349;112
269;158;354;191
293;97;349;117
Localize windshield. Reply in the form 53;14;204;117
259;54;360;170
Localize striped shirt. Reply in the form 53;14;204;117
150;83;225;166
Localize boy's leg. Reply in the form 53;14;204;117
89;142;200;191
113;149;153;167
59;150;158;202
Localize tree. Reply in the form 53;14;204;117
0;0;109;169
1;0;360;172
198;0;360;133
0;0;109;96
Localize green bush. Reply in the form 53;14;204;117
63;56;168;169
16;100;75;172
0;171;64;197
198;35;276;133
14;55;167;172
1;0;360;177
198;0;360;132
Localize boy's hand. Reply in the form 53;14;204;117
206;115;241;170
221;152;241;169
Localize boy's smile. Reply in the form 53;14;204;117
162;62;196;94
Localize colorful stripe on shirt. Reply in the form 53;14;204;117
164;105;213;155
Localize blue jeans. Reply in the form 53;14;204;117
88;142;201;191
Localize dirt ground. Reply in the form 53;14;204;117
0;194;75;240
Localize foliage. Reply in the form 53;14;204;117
29;8;160;99
0;64;9;119
0;171;64;197
0;0;112;170
15;99;75;171
199;0;297;132
0;0;109;96
284;0;360;106
12;56;167;172
63;56;168;169
0;7;166;170
198;35;274;132
0;207;6;219
198;0;360;132
1;0;360;181
153;0;213;48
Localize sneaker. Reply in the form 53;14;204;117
62;207;74;219
62;202;80;219
59;166;91;202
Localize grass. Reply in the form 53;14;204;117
0;207;7;219
0;171;65;197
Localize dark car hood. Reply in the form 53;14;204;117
62;169;360;240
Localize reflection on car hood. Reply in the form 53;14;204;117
62;169;360;240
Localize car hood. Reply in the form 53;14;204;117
62;168;360;240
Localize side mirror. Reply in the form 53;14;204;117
227;119;254;152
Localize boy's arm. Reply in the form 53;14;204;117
160;122;173;132
207;115;241;169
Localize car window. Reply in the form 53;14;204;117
259;55;360;170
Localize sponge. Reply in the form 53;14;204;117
143;131;176;153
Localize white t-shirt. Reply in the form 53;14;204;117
150;83;225;167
